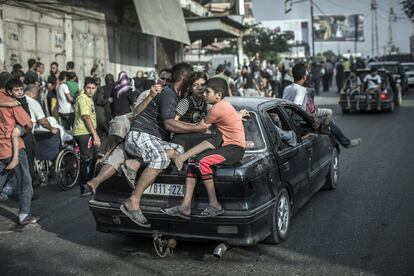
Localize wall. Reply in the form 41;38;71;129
0;1;171;83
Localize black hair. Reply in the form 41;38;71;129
171;62;193;83
66;61;75;70
36;62;44;68
84;76;97;88
0;72;12;89
189;71;207;86
206;77;229;99
28;58;37;69
11;69;24;80
51;61;59;67
224;70;232;77
66;71;77;80
215;64;225;74
105;74;115;86
12;63;22;71
292;63;307;82
6;78;24;92
58;71;66;82
370;66;378;73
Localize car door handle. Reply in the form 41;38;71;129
282;162;290;172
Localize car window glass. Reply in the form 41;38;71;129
282;106;315;139
242;112;266;152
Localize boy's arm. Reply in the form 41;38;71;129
65;92;74;103
0;100;20;108
82;115;100;147
164;119;209;133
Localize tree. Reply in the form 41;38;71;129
401;0;414;20
204;23;290;62
242;23;290;61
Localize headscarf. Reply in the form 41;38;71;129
115;71;134;98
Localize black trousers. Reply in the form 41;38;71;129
59;112;75;131
22;132;35;180
74;135;95;190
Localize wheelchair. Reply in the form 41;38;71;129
33;131;80;190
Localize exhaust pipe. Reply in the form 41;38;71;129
213;242;229;258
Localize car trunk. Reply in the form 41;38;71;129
94;152;274;212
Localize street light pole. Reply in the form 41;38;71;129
310;0;315;57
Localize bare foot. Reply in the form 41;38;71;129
173;155;185;171
5;159;19;170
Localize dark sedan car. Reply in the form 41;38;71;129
339;69;400;113
89;97;340;248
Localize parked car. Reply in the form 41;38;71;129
339;69;400;113
367;61;409;94
401;62;414;86
89;97;340;249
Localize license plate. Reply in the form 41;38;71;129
144;183;184;197
354;95;371;100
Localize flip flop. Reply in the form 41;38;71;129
200;205;225;217
160;206;191;220
120;164;136;189
120;204;151;228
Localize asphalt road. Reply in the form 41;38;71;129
1;89;414;276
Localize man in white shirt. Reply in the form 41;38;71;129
363;67;382;110
24;85;72;144
56;72;74;130
283;63;361;148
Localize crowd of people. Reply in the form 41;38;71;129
0;54;361;227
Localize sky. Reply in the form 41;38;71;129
251;0;414;56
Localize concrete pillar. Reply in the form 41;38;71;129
64;14;73;62
237;35;244;68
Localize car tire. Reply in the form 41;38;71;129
388;101;395;113
263;188;291;244
395;87;402;106
323;148;339;190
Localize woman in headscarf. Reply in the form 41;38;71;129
111;71;136;117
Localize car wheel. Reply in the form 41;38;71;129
263;188;291;244
388;101;395;113
395;87;402;106
323;148;339;190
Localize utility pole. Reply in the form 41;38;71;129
310;0;315;57
388;0;395;54
371;0;378;57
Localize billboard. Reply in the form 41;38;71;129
313;14;364;42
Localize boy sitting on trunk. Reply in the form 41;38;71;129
162;78;246;218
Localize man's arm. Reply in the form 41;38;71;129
38;118;59;134
131;84;162;120
164;119;209;133
65;92;74;103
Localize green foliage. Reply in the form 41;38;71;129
204;23;290;61
242;23;290;60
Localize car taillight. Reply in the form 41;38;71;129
379;93;387;100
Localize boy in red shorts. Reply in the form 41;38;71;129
163;77;245;218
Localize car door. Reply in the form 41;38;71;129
272;105;313;211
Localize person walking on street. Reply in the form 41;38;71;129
336;59;345;93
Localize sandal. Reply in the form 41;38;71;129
120;204;151;228
200;205;225;217
161;206;191;220
120;163;136;189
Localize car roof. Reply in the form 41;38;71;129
368;61;400;66
401;62;414;65
226;96;288;110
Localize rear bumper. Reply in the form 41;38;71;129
339;98;393;111
89;199;274;246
